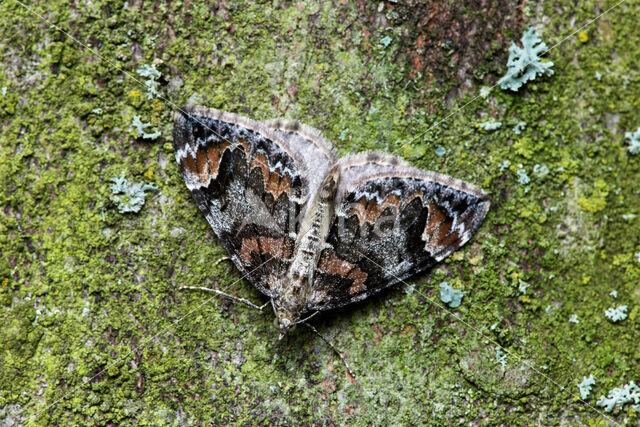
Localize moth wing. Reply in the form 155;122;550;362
309;152;490;310
173;106;335;297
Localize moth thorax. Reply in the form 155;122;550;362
318;167;339;202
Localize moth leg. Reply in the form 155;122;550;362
214;256;232;267
179;286;269;311
303;322;356;380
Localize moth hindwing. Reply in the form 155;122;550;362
173;106;490;335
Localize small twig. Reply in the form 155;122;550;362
179;286;269;311
304;322;356;381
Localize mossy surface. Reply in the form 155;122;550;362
1;0;639;424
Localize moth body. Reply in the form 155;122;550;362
275;167;340;335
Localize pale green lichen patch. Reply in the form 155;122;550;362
1;0;639;424
110;174;158;213
498;27;555;91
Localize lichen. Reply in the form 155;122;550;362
495;348;507;367
578;374;596;400
439;281;464;308
597;381;640;412
498;27;555;91
477;120;503;131
136;64;162;100
110;174;158;213
1;0;639;424
131;115;161;140
604;305;628;323
625;127;640;155
512;121;527;135
577;179;609;213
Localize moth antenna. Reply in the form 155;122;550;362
179;286;270;311
303;322;356;381
294;311;320;325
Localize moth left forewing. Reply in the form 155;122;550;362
309;152;490;310
173;106;335;298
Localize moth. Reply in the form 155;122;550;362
173;106;489;339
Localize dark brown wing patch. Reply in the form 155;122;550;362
316;252;368;295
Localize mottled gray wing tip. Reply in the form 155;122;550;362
175;105;255;128
433;173;490;203
173;105;283;143
173;106;188;125
425;173;491;223
172;107;193;152
176;104;223;119
173;105;210;128
172;105;223;149
475;194;491;225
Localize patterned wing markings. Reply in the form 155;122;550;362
309;151;490;310
174;107;490;332
173;106;334;297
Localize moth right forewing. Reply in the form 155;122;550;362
308;151;490;311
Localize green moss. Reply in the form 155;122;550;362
1;0;639;424
578;179;610;213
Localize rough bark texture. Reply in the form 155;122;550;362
1;0;639;424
